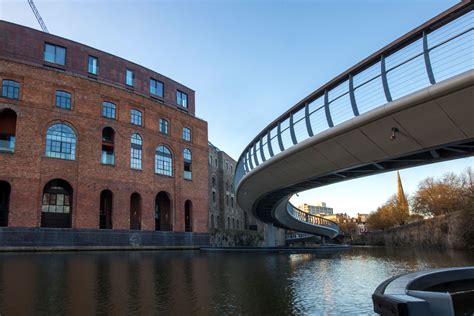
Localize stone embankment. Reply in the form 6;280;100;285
210;229;264;247
353;210;474;249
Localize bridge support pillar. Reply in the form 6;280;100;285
263;224;286;247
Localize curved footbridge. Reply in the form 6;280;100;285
234;1;474;238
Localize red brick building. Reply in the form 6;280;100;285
0;21;209;245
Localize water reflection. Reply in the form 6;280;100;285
0;248;472;315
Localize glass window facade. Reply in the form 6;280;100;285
45;124;77;160
130;109;142;126
159;119;169;135
176;90;188;108
130;133;142;170
182;127;191;142
155;145;173;176
126;69;134;86
55;90;72;109
44;43;66;65
102;102;116;119
150;79;164;97
88;56;98;74
1;80;20;100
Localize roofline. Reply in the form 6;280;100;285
0;19;195;93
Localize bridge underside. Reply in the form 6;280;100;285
237;71;474;236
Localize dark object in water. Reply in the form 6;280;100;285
372;267;474;315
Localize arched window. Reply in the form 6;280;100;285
210;214;214;229
45;123;77;160
155;145;173;176
226;181;229;192
0;181;11;227
101;127;115;165
1;80;20;100
99;190;113;229
159;119;169;135
185;200;192;232
102;102;116;119
0;109;17;152
55;90;72;110
183;148;192;180
130;133;142;170
41;179;73;228
130;192;141;230
212;176;216;188
227;217;230;229
130;109;142;126
182;127;191;142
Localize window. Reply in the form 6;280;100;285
209;155;212;165
176;90;188;108
88;56;98;75
155;145;173;176
2;80;20;100
182;127;191;142
0;109;17;152
130;109;142;126
101;127;115;165
231;196;234;207
126;69;134;86
160;119;169;135
55;90;72;109
44;43;66;65
130;133;142;170
150;79;164;97
183;148;192;180
212;176;216;188
102;102;116;119
45;123;77;160
212;191;216;204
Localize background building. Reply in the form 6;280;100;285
0;21;208;247
208;142;257;231
299;202;334;216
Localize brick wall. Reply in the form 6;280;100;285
0;58;208;233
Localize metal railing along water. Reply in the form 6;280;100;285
234;2;473;231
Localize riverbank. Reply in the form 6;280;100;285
201;244;350;253
353;210;474;249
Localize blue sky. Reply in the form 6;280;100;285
1;0;472;216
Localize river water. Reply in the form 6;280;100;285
0;247;472;315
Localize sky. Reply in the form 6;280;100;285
1;0;472;216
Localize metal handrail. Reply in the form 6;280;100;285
287;203;340;233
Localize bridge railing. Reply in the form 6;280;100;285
235;2;473;189
287;203;340;233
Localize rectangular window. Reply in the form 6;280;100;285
130;109;142;126
176;90;188;108
1;80;20;100
44;43;66;65
55;90;72;109
159;119;169;135
102;102;116;119
88;56;98;75
150;79;164;97
182;127;191;142
126;69;134;86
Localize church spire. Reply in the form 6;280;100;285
396;171;409;215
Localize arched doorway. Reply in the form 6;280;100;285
99;190;113;229
130;193;141;230
41;179;73;228
0;181;11;226
0;109;17;152
155;192;172;231
185;200;192;232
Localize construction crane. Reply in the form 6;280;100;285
28;0;49;33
